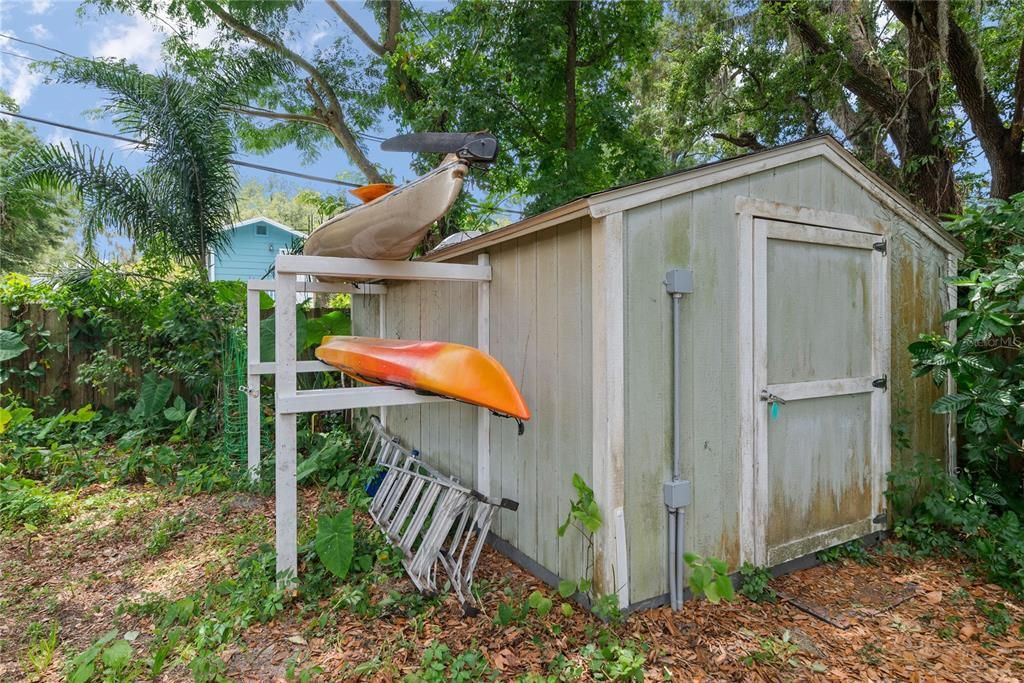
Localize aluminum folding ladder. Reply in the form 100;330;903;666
360;416;517;612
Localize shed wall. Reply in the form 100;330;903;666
621;155;953;605
352;218;595;583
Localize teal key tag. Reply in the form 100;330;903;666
770;402;779;421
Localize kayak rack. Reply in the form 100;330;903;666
245;253;494;584
362;415;517;612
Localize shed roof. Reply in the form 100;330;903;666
424;136;963;262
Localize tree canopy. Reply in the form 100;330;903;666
71;0;1024;221
6;61;238;275
0;92;79;274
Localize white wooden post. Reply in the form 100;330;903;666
245;287;262;480
274;268;298;581
476;253;491;495
378;291;388;428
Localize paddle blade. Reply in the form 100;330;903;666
381;132;498;163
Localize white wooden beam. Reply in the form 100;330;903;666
246;279;387;294
276;254;491;281
378;290;388;428
249;360;337;375
278;386;450;414
476;253;491;495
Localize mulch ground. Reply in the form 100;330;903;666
1;484;1022;682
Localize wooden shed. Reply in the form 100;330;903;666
351;136;962;610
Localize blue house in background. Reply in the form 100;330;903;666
208;216;306;282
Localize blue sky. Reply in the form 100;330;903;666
0;0;434;257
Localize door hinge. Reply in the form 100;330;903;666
872;240;887;255
872;375;888;390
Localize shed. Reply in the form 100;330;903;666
351;136;962;610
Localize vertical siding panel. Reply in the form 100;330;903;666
623;198;670;603
516;234;539;561
493;243;518;542
557;221;585;581
535;229;560;572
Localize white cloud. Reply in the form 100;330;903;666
88;11;218;73
90;15;166;73
28;0;53;15
45;129;72;148
0;35;43;104
28;24;50;40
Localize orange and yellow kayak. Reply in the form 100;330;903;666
315;336;531;423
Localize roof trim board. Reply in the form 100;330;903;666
223;216;306;239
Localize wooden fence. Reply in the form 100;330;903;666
1;303;349;415
0;303;152;413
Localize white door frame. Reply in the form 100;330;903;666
736;197;890;566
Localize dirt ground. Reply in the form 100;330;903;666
1;483;1022;682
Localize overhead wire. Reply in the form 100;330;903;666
0;109;362;188
1;32;527;216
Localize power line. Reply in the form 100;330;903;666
0;31;391;146
0;109;362;188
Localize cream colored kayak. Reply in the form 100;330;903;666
303;155;467;261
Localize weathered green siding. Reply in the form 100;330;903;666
621;155;954;604
351;147;956;609
352;219;595;583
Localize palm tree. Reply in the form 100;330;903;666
4;60;238;276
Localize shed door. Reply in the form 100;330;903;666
750;218;889;566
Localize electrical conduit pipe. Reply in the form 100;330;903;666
664;269;694;611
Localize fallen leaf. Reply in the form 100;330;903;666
959;625;977;640
287;635;307;645
924;591;943;604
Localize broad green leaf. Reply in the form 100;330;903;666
557;579;577;598
259;309;308;362
714;574;735;602
708;557;729;574
314;509;354;580
932;393;973;414
0;408;10;434
560;602;574;617
102;640;133;669
496;602;514;625
0;329;28;362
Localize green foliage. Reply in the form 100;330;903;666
23;622;59;680
404;641;495;683
314;508;355;580
815;540;874;566
558;473;602;537
0;478;74;529
887;461;1024;598
66;630;135;683
683;553;735;604
145;511;196;556
0;94;78;274
738;562;776;603
579;641;647;681
0;328;29;362
739;630;801;668
7;61;238;272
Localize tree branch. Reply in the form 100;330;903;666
224;105;325;127
1011;36;1024;147
325;0;386;57
710;131;766;151
384;0;401;54
202;0;383;183
886;0;1021;197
